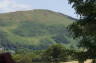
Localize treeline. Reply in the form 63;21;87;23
12;44;88;63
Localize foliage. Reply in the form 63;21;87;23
68;0;96;60
13;50;46;63
13;53;33;63
12;45;78;63
42;44;70;63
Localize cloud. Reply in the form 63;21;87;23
0;0;32;13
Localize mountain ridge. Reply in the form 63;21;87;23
0;9;76;20
0;9;76;50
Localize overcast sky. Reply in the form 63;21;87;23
0;0;78;18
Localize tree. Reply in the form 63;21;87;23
42;44;68;63
74;51;87;63
68;0;96;61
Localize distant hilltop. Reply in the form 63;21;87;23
0;9;76;50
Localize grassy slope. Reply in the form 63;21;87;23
0;9;76;50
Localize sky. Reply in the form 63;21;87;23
0;0;78;18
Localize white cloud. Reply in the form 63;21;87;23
0;0;32;13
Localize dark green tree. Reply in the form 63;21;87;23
42;44;68;63
73;51;87;63
68;0;96;61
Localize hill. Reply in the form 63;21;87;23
0;9;76;50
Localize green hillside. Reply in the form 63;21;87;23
0;9;76;50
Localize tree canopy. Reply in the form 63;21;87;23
42;44;69;63
68;0;96;59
